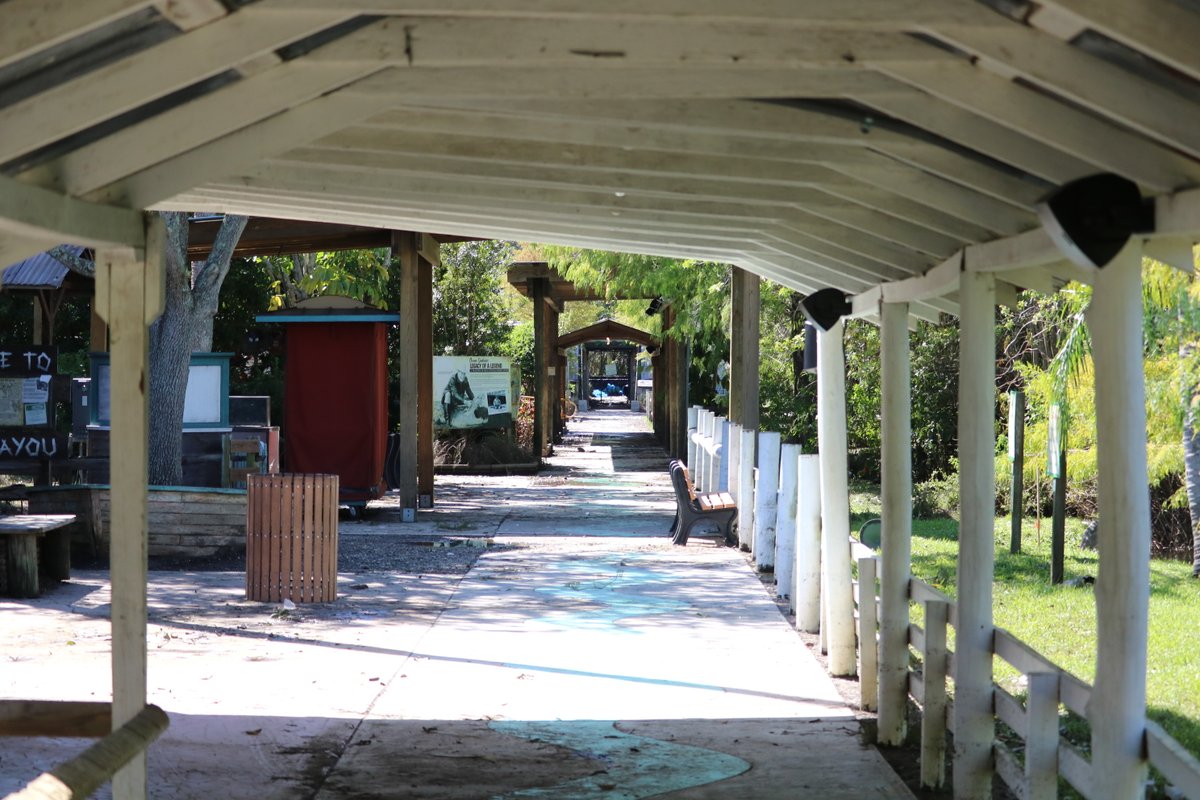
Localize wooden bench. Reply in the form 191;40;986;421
668;460;737;546
0;514;76;598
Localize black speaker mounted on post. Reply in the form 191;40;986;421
799;288;851;333
1036;174;1154;269
802;321;818;373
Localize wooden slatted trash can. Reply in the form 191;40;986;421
246;474;339;603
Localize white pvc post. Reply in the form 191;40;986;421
697;409;710;489
716;417;730;491
953;270;996;799
775;444;800;600
1087;241;1150;799
700;417;710;491
754;431;781;571
794;454;822;630
686;405;699;468
737;429;756;551
817;319;856;677
878;301;913;746
858;556;879;712
728;422;742;500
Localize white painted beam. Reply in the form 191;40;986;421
879;61;1200;192
0;9;351;166
932;24;1200;160
0;174;144;250
0;0;156;69
270;0;1005;27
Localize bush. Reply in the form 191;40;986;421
913;469;959;519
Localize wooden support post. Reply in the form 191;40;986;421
417;247;434;508
922;599;949;791
776;443;800;600
818;320;856;677
31;299;45;346
729;267;760;429
671;334;688;460
954;269;996;800
90;300;109;352
1086;241;1150;799
753;431;781;572
1051;442;1067;584
737;428;756;551
879;301;913;746
529;277;548;460
393;232;419;520
1025;672;1061;800
97;214;163;800
545;304;559;450
1009;389;1025;554
858;555;879;712
794;454;822;631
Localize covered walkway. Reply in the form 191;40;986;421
1;410;913;799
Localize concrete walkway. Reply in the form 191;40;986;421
1;410;913;799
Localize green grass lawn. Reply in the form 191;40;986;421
847;490;1200;762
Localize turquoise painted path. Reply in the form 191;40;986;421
490;720;750;800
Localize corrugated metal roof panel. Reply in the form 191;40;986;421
0;246;79;289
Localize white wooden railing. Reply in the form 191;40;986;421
855;574;1200;799
686;408;729;493
685;403;1200;798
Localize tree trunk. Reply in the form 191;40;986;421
146;212;248;486
1186;389;1200;577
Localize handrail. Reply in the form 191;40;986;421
888;573;1200;798
0;701;111;738
5;704;168;800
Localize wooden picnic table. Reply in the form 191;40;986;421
0;514;76;598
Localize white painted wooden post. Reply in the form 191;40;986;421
1025;672;1061;800
99;216;163;800
817;319;856;676
879;300;914;746
737;428;756;551
858;556;879;712
716;417;730;491
922;599;949;790
1086;241;1151;799
794;454;822;631
700;412;710;489
753;431;781;571
954;269;996;800
696;409;710;489
775;444;800;600
686;405;699;468
728;422;742;500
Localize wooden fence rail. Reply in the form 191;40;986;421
861;576;1200;799
3;704;168;800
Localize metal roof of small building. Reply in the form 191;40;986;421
0;247;83;290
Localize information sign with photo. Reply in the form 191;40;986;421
434;356;513;429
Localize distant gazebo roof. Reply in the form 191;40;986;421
557;318;657;350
